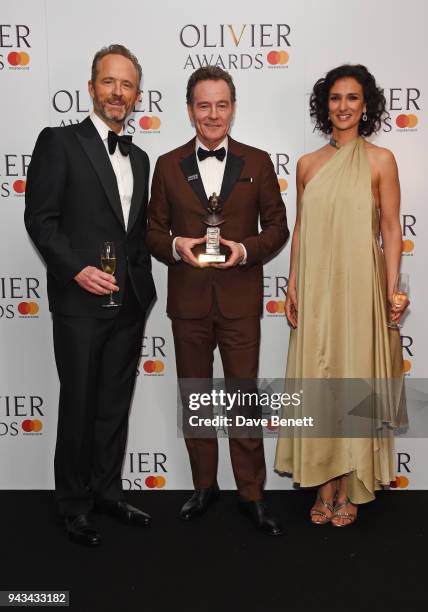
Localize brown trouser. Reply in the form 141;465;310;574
171;297;266;501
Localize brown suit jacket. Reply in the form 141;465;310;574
146;136;289;319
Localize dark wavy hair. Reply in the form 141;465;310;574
309;64;386;137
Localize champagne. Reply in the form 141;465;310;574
100;241;120;308
101;257;116;275
387;273;409;329
392;291;407;307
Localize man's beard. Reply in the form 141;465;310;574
94;97;127;125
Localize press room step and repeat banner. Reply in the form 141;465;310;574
1;0;426;492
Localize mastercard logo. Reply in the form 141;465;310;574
139;116;161;130
8;51;30;66
22;419;43;433
143;359;164;374
396;114;418;128
267;50;289;65
402;239;414;254
278;178;288;193
18;302;39;316
13;180;26;194
266;300;285;314
403;359;412;374
390;475;409;489
145;475;166;489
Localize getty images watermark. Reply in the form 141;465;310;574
174;377;426;438
186;388;314;429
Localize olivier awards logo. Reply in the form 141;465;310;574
264;275;287;316
401;214;416;256
382;87;421;133
0;24;31;71
401;334;413;376
122;451;167;490
269;152;291;197
51;88;164;132
390;452;411;489
137;90;163;134
179;23;292;71
0;154;31;199
139;335;167;376
0;277;41;319
0;395;44;437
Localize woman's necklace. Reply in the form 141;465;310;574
329;137;340;149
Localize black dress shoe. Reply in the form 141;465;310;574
179;485;220;521
64;514;101;546
97;500;151;526
239;500;283;536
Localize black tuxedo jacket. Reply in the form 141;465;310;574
25;117;156;317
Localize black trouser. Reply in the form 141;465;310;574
52;284;145;516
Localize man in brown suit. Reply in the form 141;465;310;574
146;66;289;536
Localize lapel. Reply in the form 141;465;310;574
179;139;209;211
219;138;245;206
178;136;245;213
75;117;125;229
127;147;145;234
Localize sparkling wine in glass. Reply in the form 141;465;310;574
387;273;409;329
101;241;119;308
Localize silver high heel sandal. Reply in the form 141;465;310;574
310;491;334;525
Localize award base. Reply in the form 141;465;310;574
198;253;226;263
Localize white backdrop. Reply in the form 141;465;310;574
1;0;425;493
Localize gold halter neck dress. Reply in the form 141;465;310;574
274;137;405;504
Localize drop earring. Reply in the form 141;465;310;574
362;112;368;122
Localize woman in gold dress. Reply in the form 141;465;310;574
274;65;409;526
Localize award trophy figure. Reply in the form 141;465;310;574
198;193;226;263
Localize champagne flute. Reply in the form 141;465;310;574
387;273;409;329
101;241;119;308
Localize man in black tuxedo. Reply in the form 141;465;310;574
24;44;156;546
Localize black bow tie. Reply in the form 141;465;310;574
107;130;132;156
197;146;226;162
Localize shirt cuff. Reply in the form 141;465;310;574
239;243;247;265
172;236;181;261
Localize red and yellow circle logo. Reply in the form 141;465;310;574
8;51;30;66
13;180;26;194
278;178;288;193
402;239;414;254
18;302;39;316
22;419;43;433
139;116;161;130
396;114;418;128
267;50;289;65
390;475;409;489
145;475;166;489
403;359;412;374
266;300;285;314
143;359;165;374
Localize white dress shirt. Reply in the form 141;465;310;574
173;136;246;263
90;112;133;230
196;136;228;199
